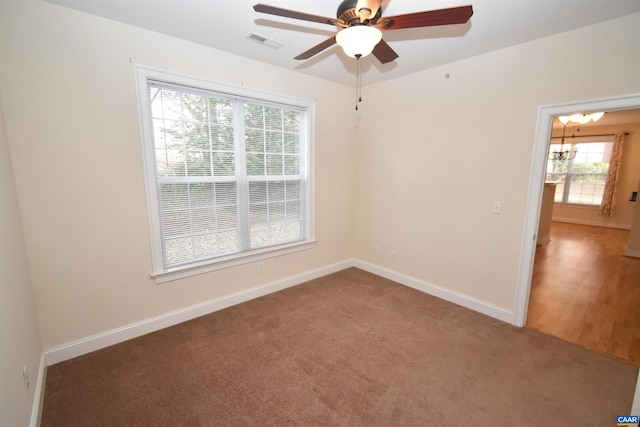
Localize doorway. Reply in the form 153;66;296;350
514;93;640;327
513;92;640;416
518;100;640;358
525;108;640;362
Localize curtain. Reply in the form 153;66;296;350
600;131;625;216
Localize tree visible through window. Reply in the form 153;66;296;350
136;69;313;279
546;141;611;205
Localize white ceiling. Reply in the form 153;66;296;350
43;0;640;87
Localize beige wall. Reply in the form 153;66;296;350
551;122;640;229
1;1;639;422
353;13;640;311
0;0;356;350
626;178;640;256
1;0;639;380
0;92;42;424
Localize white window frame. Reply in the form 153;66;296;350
546;140;611;206
135;66;315;283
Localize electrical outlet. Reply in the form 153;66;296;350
391;250;397;261
23;365;29;390
373;245;379;255
258;262;265;274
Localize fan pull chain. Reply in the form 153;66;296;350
355;54;362;111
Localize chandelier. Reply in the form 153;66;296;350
550;112;604;161
549;123;577;161
558;112;605;125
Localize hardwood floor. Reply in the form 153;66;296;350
526;221;640;366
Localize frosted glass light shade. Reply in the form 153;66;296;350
570;113;591;124
560;112;606;124
336;26;382;58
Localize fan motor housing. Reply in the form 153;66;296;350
337;0;381;25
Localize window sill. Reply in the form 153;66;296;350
553;202;601;210
151;240;317;284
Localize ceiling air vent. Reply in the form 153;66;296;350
245;33;284;49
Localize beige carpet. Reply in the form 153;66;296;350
42;268;637;426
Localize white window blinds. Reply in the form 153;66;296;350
142;77;311;275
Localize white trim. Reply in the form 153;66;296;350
135;66;163;275
136;66;312;108
29;353;46;427
513;104;551;327
624;249;640;259
44;260;351;365
536;234;551;246
552;217;631;230
153;240;316;283
514;93;640;328
632;371;640;416
134;65;316;282
353;260;514;324
38;252;640;409
553;203;602;211
44;257;517;365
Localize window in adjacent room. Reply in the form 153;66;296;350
546;141;611;205
136;67;315;282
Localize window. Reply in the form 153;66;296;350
546;141;611;205
136;67;314;282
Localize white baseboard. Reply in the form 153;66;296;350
536;234;551;246
44;260;353;365
552;217;631;230
353;260;515;324
44;258;516;365
30;353;46;427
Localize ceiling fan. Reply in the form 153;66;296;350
253;0;474;64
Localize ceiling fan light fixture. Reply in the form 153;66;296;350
335;25;382;58
355;0;380;20
570;113;590;124
558;112;605;125
563;112;605;124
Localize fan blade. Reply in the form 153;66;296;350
372;39;398;64
294;36;337;60
253;4;341;26
378;5;473;30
